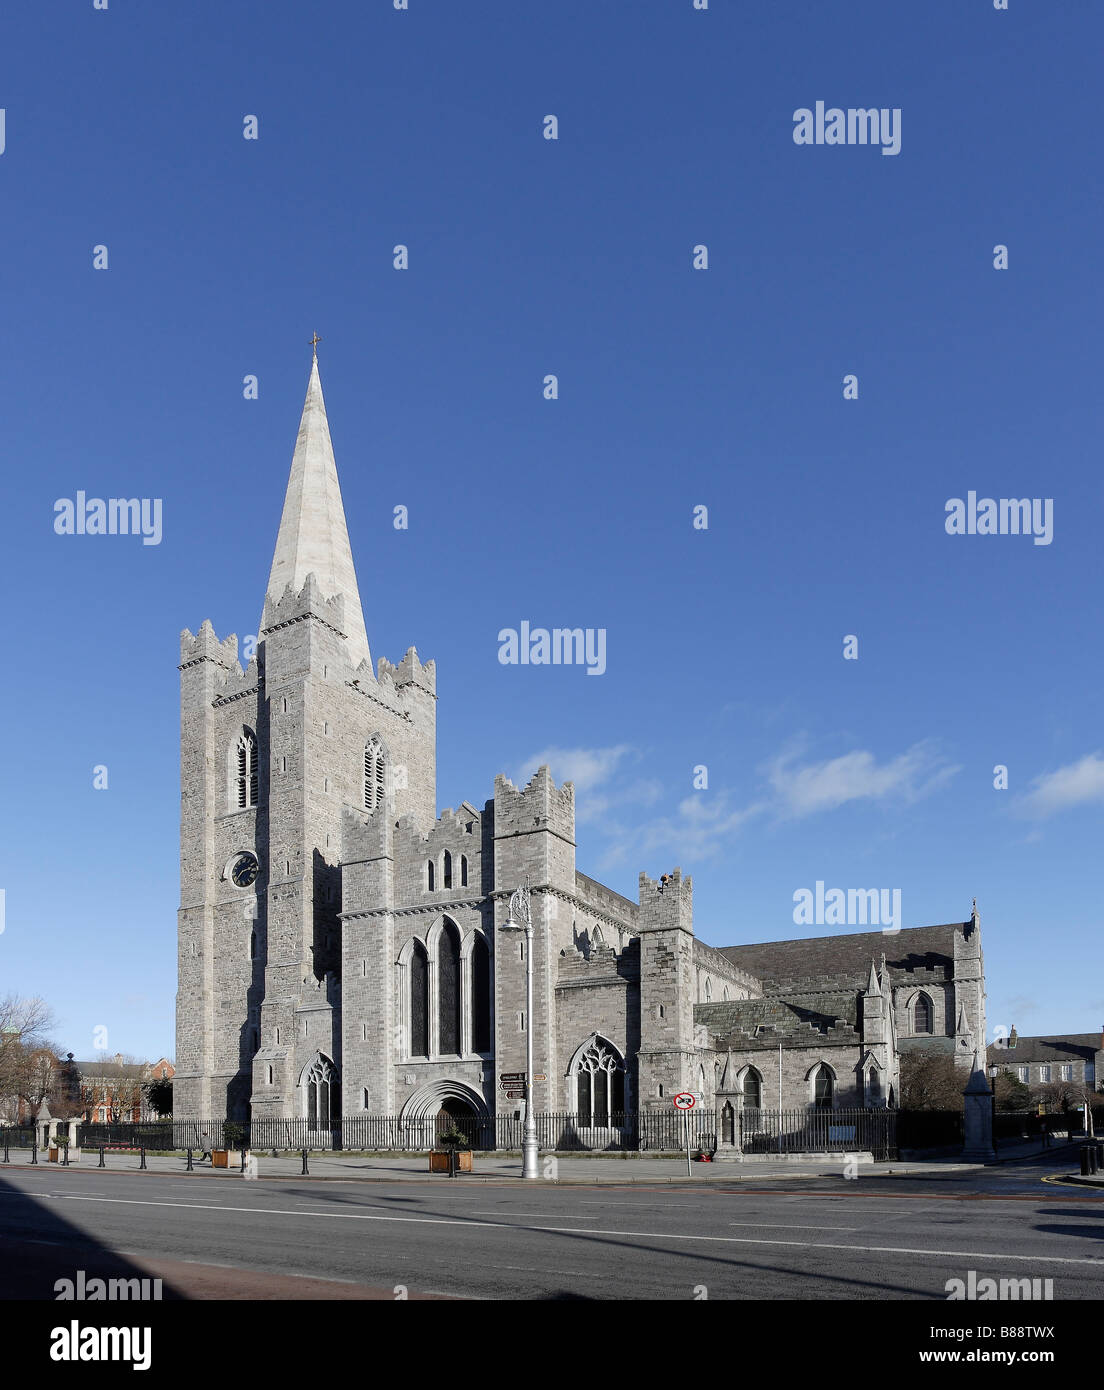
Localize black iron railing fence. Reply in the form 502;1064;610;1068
35;1108;901;1157
737;1107;896;1160
0;1124;37;1148
74;1122;175;1151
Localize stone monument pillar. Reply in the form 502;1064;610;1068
713;1056;744;1163
962;1050;996;1162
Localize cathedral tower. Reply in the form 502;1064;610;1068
175;352;437;1123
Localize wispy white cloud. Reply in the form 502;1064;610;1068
598;792;768;868
765;740;960;819
517;738;960;870
1016;752;1104;819
514;745;662;825
516;745;634;795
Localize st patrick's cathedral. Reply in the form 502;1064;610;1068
174;355;988;1135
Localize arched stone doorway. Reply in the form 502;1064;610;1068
400;1080;489;1150
436;1095;477;1144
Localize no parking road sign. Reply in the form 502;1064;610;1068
672;1092;696;1110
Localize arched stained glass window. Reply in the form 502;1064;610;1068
813;1065;834;1109
305;1055;338;1126
472;933;491;1053
438;920;461;1055
572;1037;626;1125
410;941;429;1057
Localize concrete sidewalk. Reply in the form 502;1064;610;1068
2;1150;983;1184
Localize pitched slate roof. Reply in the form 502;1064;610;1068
987;1034;1101;1065
716;922;965;990
695;992;860;1051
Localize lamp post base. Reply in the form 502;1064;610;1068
522;1134;540;1181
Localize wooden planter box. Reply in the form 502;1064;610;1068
48;1148;81;1164
211;1150;242;1168
429;1149;472;1173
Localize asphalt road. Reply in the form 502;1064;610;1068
2;1156;1102;1300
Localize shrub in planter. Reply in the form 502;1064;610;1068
212;1122;246;1167
430;1125;474;1172
436;1125;471;1150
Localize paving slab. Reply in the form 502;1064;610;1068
0;1151;983;1184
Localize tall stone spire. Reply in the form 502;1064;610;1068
261;353;371;671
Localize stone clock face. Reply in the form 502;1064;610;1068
231;852;260;888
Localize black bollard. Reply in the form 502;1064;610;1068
98;1146;105;1168
301;1148;309;1175
448;1148;457;1179
30;1143;37;1165
62;1145;69;1166
139;1147;147;1170
186;1149;193;1171
240;1147;247;1173
1091;1146;1100;1175
3;1141;9;1164
1080;1145;1093;1176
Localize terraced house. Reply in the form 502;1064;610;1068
174;355;989;1137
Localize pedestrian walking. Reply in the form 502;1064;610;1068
199;1131;213;1163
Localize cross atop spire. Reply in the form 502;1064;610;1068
260;354;371;671
309;332;322;359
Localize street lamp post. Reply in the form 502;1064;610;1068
503;879;540;1180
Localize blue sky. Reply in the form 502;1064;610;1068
1;1;1101;1062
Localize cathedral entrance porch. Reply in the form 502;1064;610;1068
400;1081;490;1150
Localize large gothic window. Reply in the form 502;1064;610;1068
233;729;258;810
572;1037;625;1124
913;993;933;1034
471;933;491;1053
438;920;461;1055
305;1055;338;1126
364;736;386;812
742;1067;762;1111
410;942;429;1057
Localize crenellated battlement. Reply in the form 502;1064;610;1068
179;619;240;671
493;766;575;842
212;654;262;705
390;802;484;899
558;934;640;983
378;646;436;698
260;573;348;644
638;867;693;934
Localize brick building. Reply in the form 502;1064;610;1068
174;355;988;1129
75;1055;175;1122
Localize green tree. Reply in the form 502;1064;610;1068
144;1078;172;1117
992;1069;1033;1112
899;1052;964;1110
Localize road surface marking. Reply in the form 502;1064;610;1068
727;1222;856;1230
43;1193;1104;1266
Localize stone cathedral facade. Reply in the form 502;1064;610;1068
175;357;988;1134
